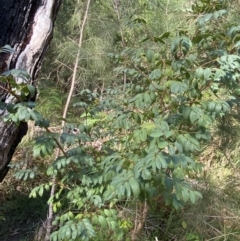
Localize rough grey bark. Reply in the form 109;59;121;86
0;0;61;182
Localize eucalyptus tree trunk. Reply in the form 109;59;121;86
0;0;61;182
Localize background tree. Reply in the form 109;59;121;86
0;0;61;181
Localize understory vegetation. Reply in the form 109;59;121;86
1;0;240;240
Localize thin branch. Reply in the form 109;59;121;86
0;80;22;102
54;59;74;71
44;127;67;157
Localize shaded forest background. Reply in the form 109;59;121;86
1;0;240;240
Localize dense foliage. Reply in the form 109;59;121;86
2;0;240;240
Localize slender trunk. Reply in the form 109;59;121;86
44;1;91;239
